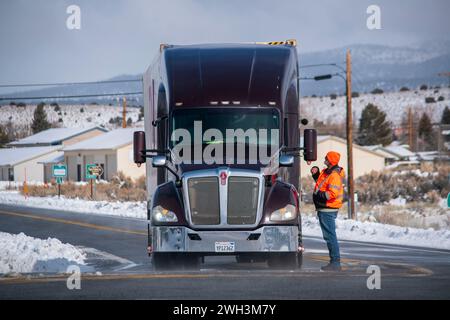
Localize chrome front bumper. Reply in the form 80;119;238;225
152;226;299;253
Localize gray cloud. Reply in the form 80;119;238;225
0;0;449;84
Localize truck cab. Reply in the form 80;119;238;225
134;40;317;270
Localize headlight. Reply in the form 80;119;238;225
152;205;178;222
270;204;297;222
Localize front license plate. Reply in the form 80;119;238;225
215;241;235;253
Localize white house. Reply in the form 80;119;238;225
63;128;145;181
300;135;386;178
0;146;60;182
8;127;107;148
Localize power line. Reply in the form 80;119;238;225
0;78;142;88
0;92;142;101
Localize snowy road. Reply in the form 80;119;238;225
0;203;449;299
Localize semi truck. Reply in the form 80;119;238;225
133;39;317;270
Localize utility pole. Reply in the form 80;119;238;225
408;108;415;151
346;49;355;220
122;97;127;128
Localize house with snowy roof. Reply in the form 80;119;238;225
300;135;386;178
0;146;60;182
62;128;145;181
7;126;107;148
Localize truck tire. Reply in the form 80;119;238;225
235;254;252;263
152;253;201;271
152;253;173;271
236;253;267;263
178;254;201;271
267;252;298;269
297;251;303;269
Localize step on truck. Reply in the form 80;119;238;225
133;40;317;270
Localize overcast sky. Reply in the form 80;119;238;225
0;0;449;84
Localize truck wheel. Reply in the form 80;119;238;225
267;252;298;269
236;254;252;263
297;251;303;269
152;253;173;271
179;254;201;271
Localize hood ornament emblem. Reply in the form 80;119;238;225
220;171;228;185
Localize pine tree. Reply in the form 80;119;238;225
0;125;9;147
357;103;392;146
31;103;51;134
418;112;435;150
418;113;432;137
441;106;450;125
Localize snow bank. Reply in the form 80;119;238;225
0;232;86;274
302;215;450;250
0;191;146;219
389;196;407;206
0;190;449;250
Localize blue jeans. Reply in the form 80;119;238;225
318;211;341;265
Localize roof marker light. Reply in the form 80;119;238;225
210;101;218;105
221;101;230;105
268;101;276;106
232;101;241;105
175;102;183;106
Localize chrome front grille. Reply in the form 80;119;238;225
227;176;259;225
184;169;263;228
188;177;220;225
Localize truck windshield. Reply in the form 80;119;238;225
170;107;280;149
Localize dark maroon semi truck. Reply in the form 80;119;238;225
134;40;317;270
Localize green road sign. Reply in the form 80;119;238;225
52;164;67;177
447;193;450;208
86;164;103;179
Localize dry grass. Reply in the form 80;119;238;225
21;172;146;202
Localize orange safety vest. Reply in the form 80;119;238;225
314;167;345;209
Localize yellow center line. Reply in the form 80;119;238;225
0;210;147;236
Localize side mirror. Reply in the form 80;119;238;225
133;131;146;164
279;154;294;167
303;129;317;162
152;155;167;168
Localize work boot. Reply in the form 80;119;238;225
321;263;342;272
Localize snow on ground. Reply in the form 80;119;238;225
0;191;147;219
0;103;142;132
0;190;449;250
0;232;86;274
302;215;450;250
301;87;450;125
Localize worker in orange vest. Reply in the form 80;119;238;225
310;151;345;271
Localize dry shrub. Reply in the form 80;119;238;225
21;173;147;202
356;164;450;204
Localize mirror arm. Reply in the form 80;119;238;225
164;165;181;182
141;149;171;158
281;146;302;157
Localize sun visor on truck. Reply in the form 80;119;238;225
165;46;292;108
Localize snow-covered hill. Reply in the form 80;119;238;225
0;103;142;135
301;87;450;126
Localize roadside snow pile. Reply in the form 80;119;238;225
389;196;407;206
440;198;448;209
1;190;449;249
0;232;86;274
0;191;147;219
302;215;450;250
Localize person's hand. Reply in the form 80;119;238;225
310;166;319;176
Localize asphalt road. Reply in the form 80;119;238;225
0;203;449;300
